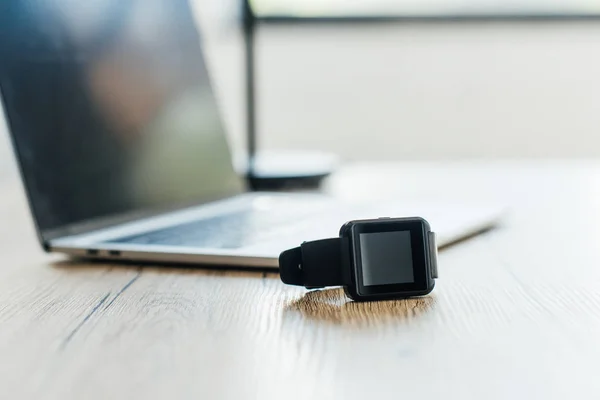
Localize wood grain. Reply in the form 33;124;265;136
2;159;600;399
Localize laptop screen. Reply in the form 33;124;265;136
0;0;244;239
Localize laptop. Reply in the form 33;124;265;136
0;0;501;268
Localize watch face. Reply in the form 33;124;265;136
348;218;432;298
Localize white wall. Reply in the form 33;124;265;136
243;22;600;161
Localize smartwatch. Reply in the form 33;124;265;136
279;217;438;301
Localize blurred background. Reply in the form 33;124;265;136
3;0;600;168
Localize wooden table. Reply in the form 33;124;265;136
2;160;600;399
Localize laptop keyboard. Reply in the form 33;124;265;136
105;207;313;249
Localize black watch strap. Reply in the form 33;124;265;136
279;238;344;288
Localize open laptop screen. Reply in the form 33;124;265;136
0;0;244;239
